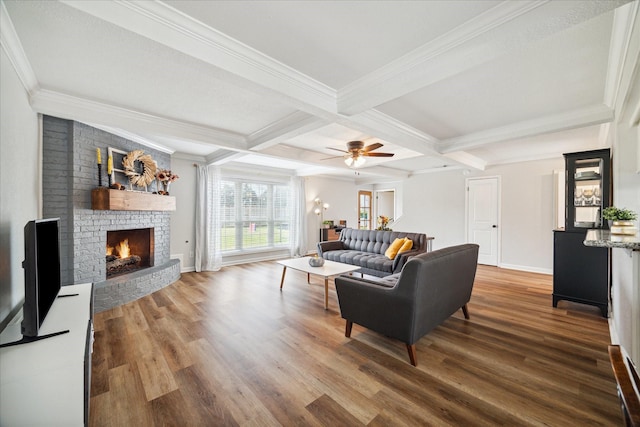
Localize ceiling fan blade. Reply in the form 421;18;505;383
363;142;383;152
320;155;346;161
327;147;349;154
363;152;394;157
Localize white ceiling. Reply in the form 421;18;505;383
1;0;636;182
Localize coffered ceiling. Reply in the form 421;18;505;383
2;0;637;182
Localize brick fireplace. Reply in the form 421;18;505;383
42;116;180;312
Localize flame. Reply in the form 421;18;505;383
116;239;130;258
106;245;114;256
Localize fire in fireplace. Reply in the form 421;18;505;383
106;228;154;278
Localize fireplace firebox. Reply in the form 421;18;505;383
106;228;154;278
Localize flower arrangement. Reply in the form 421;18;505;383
376;215;392;231
156;169;179;195
156;169;179;183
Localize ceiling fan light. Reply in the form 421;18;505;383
344;157;354;167
353;156;366;167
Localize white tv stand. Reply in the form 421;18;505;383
0;283;93;426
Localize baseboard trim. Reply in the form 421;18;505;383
498;263;552;275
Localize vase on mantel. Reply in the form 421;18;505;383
156;179;170;195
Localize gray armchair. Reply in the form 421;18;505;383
334;244;479;366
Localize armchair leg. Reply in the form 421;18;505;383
406;344;418;366
345;320;353;338
462;304;470;319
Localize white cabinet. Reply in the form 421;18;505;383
0;283;93;426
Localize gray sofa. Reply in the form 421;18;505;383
317;228;431;277
335;243;479;366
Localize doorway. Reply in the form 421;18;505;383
466;177;500;266
375;190;395;223
358;191;372;230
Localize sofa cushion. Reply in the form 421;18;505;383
323;250;395;275
399;238;413;253
385;238;406;259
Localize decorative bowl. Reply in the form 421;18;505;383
309;256;325;267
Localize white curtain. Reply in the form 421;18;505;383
289;176;308;257
195;164;222;272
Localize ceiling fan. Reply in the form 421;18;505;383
327;141;394;167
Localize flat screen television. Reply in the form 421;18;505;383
21;218;61;337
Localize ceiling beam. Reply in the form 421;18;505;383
437;104;614;153
247;112;328;151
204;149;247;166
337;0;631;116
343;110;441;156
443;151;487;171
60;0;337;117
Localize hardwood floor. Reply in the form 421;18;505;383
89;263;621;426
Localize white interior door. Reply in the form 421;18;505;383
467;177;499;266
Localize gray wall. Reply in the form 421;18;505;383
0;49;40;328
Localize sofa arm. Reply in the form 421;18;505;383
335;275;413;341
392;249;424;273
317;240;344;256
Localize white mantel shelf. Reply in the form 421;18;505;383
584;229;640;251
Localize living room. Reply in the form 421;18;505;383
1;1;639;425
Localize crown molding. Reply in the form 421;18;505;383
247;112;328;151
84;122;175;154
337;0;630;116
0;1;38;94
30;88;247;150
205;149;246;166
346;110;440;156
438;104;614;153
604;0;639;109
60;0;336;115
172;152;206;163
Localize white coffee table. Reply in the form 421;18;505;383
276;257;361;309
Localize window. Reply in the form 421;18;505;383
220;179;291;252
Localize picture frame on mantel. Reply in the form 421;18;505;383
107;147;129;188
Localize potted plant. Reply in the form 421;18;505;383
603;207;638;235
603;207;637;224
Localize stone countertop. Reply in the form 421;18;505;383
584;229;640;250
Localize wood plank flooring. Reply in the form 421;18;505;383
89;263;621;426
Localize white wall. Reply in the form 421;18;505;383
609;2;640;367
169;156;197;272
397;158;563;273
0;48;40;326
305;176;362;253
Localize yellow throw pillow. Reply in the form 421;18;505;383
385;238;406;260
399;238;413;254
